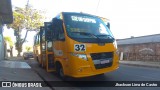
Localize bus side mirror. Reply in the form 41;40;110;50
107;22;110;29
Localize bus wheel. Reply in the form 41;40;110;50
36;56;38;61
56;63;65;80
24;57;27;60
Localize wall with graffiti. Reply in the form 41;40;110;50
118;43;160;61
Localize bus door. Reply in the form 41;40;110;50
44;22;55;72
40;26;46;68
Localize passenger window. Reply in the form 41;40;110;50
52;18;65;41
58;25;65;41
34;36;36;45
36;35;40;45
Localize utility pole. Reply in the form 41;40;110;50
95;0;100;14
26;0;29;10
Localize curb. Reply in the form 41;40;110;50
120;62;160;68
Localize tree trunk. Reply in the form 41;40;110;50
17;30;29;56
17;27;21;56
10;46;13;57
22;30;29;44
17;43;22;56
17;52;21;56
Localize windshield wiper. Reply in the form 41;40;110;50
71;32;115;43
96;35;115;41
72;32;100;39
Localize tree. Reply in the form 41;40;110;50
25;46;32;52
4;36;14;57
7;5;44;56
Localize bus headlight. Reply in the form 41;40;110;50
71;53;88;60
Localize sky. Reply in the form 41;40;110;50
3;0;160;46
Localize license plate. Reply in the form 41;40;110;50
100;60;110;64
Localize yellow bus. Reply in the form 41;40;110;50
33;12;119;79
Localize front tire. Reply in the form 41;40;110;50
24;57;27;60
56;63;66;80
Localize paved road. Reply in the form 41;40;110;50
26;59;160;90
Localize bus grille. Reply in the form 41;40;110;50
90;52;113;69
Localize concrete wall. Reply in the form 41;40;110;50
0;0;13;60
0;25;5;60
118;43;160;61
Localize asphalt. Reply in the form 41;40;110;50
0;57;159;90
119;60;160;68
27;59;160;90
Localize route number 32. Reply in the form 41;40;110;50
74;44;86;51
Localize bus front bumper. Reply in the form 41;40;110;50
68;64;119;78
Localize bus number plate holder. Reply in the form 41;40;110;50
100;60;110;64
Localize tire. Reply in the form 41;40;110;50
56;63;66;80
36;56;38;61
24;57;27;60
36;56;42;67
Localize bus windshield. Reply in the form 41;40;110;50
63;12;115;43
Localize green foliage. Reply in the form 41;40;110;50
25;46;32;52
7;6;44;31
24;6;44;30
15;41;22;52
6;5;45;56
7;7;25;31
4;36;13;47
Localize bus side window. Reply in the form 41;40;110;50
38;34;40;44
42;30;46;51
53;25;65;41
42;31;45;42
52;26;58;41
36;34;40;45
34;36;36;46
35;35;38;45
58;24;65;41
52;18;65;41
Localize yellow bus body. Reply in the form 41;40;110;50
54;37;119;77
34;12;119;78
